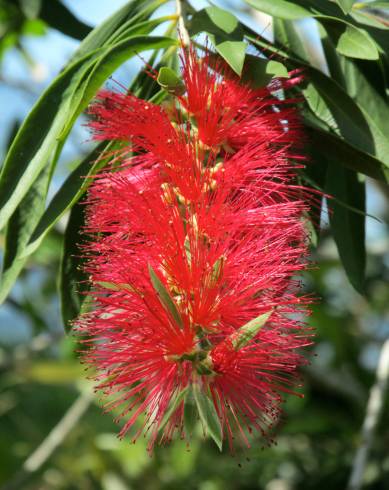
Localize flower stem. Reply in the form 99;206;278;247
176;0;190;47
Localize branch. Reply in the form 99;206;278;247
347;338;389;490
1;391;93;490
176;0;190;47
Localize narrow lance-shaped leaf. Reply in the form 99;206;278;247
71;0;168;61
0;166;51;303
246;1;379;60
184;387;198;437
244;0;312;19
158;387;188;434
26;143;106;253
192;382;223;451
40;0;92;40
59;202;89;332
148;264;184;329
230;310;273;350
325;164;366;294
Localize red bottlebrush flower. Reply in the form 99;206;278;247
76;45;314;453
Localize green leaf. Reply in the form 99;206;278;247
334;0;356;14
0;0;172;235
307;125;388;182
58;35;176;143
148;264;183;329
273;18;310;62
158;388;188;434
248;30;389;166
0;166;51;303
71;0;167;61
190;6;243;38
0;54;92;232
357;1;389;8
247;1;379;60
325;21;379;60
192;383;222;451
184;390;198;437
244;0;312;19
157;66;185;95
325;164;366;294
215;40;247;76
301;68;389;164
206;6;240;33
230;311;273;350
0;34;174;228
26;144;106;254
188;7;246;75
244;55;289;87
40;0;92;40
59;202;89;332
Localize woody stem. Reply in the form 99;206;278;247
175;0;190;46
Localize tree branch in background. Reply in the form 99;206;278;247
347;338;389;490
176;0;190;46
1;391;93;490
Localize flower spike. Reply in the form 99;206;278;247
76;44;315;453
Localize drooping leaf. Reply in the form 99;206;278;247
148;264;184;329
40;0;92;40
26;144;106;254
158;387;188;434
325;164;366;294
0;166;51;303
71;0;168;61
184;389;198;437
59;202;89;332
307;125;388;182
192;383;223;451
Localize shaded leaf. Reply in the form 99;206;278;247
158;388;188;434
184;390;198;437
148;264;183;329
193;383;222;451
40;0;92;40
59;202;89;331
244;55;289;87
307;125;388;182
325;164;366;293
334;0;356;14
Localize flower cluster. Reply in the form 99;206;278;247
76;46;313;453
